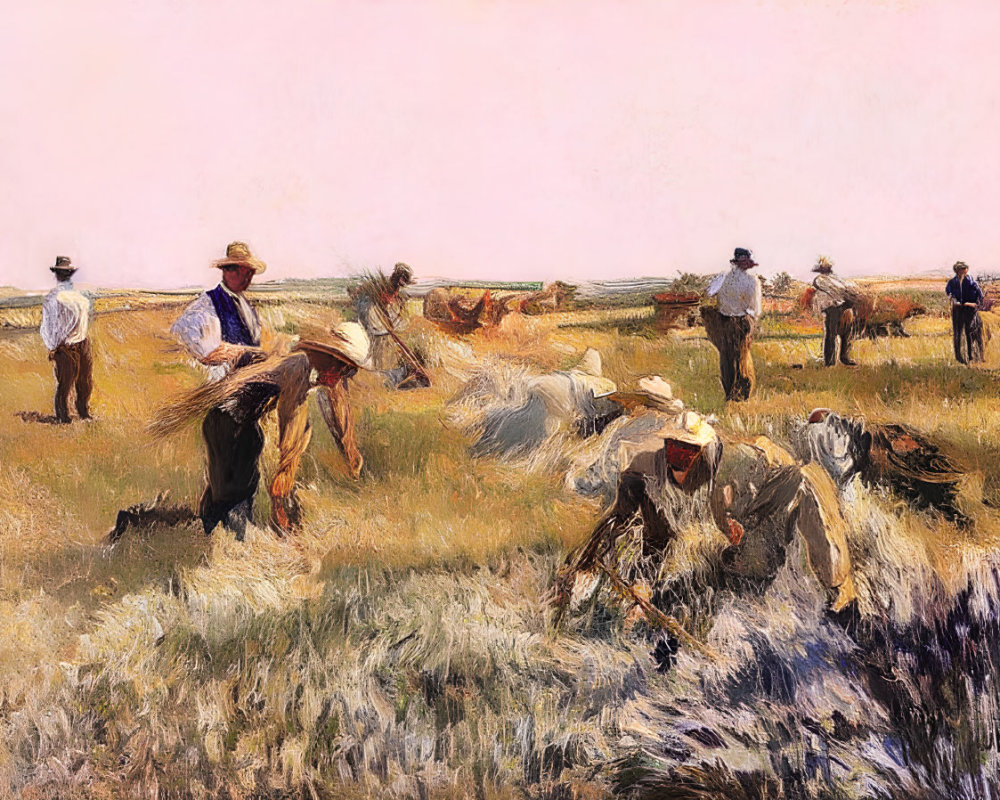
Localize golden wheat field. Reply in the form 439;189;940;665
2;289;1000;799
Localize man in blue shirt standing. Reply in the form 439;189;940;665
945;261;984;364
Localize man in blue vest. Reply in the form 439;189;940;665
171;241;313;536
945;261;984;364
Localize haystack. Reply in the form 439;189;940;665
652;292;700;332
423;287;512;334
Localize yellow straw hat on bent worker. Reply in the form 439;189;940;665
212;241;267;274
295;321;374;374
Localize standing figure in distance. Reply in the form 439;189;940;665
40;256;94;423
170;241;314;536
945;261;984;364
704;247;763;401
811;256;859;367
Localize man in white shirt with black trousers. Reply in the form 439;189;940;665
40;256;94;423
704;247;763;402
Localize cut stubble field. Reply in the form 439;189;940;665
1;293;1000;798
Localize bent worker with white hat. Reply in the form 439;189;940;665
811;256;860;367
295;319;375;481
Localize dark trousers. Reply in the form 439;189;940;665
952;305;983;364
717;315;755;401
702;308;755;401
822;305;854;366
198;353;316;536
51;339;93;422
199;406;266;536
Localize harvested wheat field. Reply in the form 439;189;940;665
3;284;1000;800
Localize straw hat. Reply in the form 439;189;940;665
212;241;267;274
669;410;717;447
637;375;684;412
295;322;374;375
638;375;672;401
327;321;373;370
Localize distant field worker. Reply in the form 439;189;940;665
40;256;93;423
352;262;424;388
945;261;984;364
170;241;314;536
703;247;763;401
811;256;858;367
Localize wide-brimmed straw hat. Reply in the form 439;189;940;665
295;322;374;376
329;321;373;369
812;256;834;273
669;410;717;447
49;255;76;274
635;375;684;412
212;241;267;274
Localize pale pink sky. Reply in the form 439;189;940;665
2;0;999;290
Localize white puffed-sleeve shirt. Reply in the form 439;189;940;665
40;281;91;350
170;284;261;382
707;267;763;318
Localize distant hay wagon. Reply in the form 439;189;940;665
652;291;701;331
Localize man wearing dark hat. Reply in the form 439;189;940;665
945;261;984;364
811;256;859;367
40;256;94;423
171;241;314;536
704;247;763;401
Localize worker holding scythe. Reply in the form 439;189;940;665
350;263;430;389
294;263;431;476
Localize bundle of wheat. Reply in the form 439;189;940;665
147;350;292;440
797;409;968;524
847;294;926;338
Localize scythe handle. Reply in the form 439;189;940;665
372;302;431;385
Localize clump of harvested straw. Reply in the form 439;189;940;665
147;352;289;440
